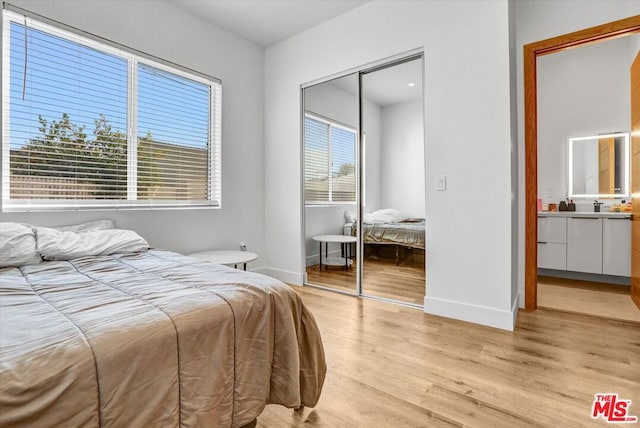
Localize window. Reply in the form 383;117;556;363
304;114;356;204
2;10;221;210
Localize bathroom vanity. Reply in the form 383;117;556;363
537;211;631;277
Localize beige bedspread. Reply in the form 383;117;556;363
0;250;326;427
353;219;425;249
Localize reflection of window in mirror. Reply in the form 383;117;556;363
303;113;356;205
568;132;629;198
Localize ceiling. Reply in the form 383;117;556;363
361;59;423;106
170;0;369;48
328;58;423;107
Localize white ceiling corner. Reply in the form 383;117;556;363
170;0;370;48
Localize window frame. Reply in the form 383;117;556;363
1;9;222;212
303;112;357;206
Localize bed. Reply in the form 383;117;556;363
0;222;326;428
343;209;425;265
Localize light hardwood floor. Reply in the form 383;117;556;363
306;248;425;305
538;276;640;324
258;286;640;428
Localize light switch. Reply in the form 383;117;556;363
436;175;446;191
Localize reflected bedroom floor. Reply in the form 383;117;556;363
306;248;425;306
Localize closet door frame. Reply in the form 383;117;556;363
300;48;425;305
300;75;360;296
357;54;425;307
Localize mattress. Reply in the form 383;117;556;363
350;219;425;249
0;249;326;428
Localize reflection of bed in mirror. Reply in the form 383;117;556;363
343;209;425;265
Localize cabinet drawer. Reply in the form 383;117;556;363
538;217;566;244
538;242;567;270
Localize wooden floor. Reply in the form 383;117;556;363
258;287;640;427
538;276;640;324
306;249;425;305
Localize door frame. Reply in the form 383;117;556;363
300;49;426;307
524;15;640;310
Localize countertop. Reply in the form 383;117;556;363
538;211;632;218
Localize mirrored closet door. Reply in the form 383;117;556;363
302;73;359;294
302;54;426;307
359;57;425;305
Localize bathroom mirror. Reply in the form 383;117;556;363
568;132;630;198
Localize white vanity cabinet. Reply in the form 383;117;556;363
537;212;631;277
567;217;603;274
602;218;631;276
537;217;567;270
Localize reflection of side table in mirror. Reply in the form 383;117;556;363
312;235;357;271
188;250;257;270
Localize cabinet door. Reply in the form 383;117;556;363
567;217;602;274
538;217;566;243
603;218;631;276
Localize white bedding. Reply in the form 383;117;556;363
1;222;149;265
35;227;149;261
0;223;41;268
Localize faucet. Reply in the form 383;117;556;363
593;200;603;212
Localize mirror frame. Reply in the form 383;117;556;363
567;131;630;198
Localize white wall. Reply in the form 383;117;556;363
513;0;640;306
362;98;382;212
304;79;358;127
508;0;519;313
0;0;267;267
265;0;517;330
379;99;425;218
537;37;631;205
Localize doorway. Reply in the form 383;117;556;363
524;16;640;320
301;53;426;308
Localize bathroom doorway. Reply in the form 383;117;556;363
524;15;640;322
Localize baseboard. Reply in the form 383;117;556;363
305;249;343;267
261;267;304;285
424;295;517;331
250;266;269;275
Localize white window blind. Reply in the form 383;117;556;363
2;10;221;211
304;114;356;204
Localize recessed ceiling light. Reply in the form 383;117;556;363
408;82;415;87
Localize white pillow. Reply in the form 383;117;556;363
363;208;410;224
36;227;149;261
344;210;357;223
0;222;42;267
375;208;410;222
53;219;115;233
